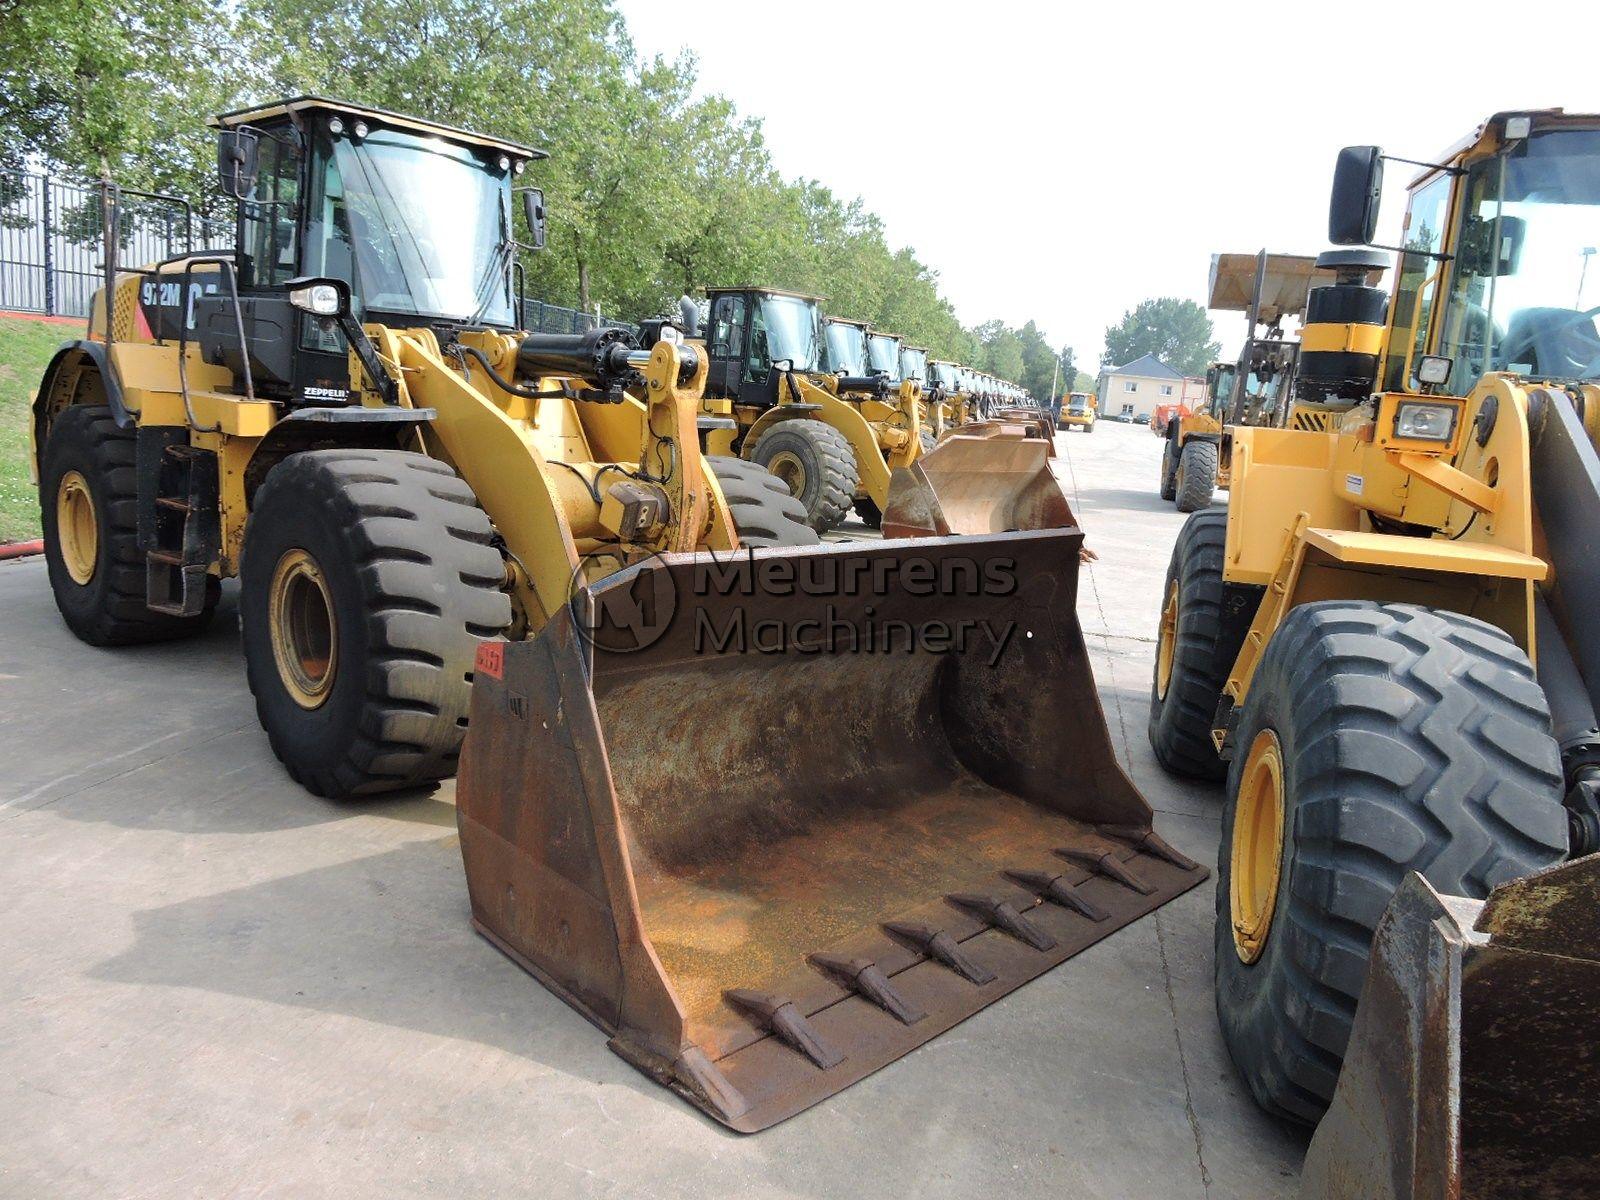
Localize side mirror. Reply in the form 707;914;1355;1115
285;276;351;318
519;187;547;251
216;129;260;199
1329;145;1383;246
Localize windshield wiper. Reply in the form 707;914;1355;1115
466;201;513;326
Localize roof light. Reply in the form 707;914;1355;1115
352;119;369;139
498;154;511;171
327;116;345;135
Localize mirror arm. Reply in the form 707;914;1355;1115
336;314;400;407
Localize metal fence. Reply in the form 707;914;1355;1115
0;170;231;318
0;168;635;336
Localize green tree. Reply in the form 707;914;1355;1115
1101;297;1221;377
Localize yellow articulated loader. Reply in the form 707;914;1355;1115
692;291;922;531
923;358;971;435
1058;390;1096;433
1147;110;1600;1149
31;95;1206;1132
1161;250;1389;513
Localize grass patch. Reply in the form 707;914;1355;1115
0;315;77;542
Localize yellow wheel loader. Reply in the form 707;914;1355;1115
31;95;1206;1132
1058;391;1096;433
924;358;971;435
1147;110;1600;1136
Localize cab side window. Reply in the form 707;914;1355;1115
1383;174;1452;391
710;295;745;358
240;132;301;290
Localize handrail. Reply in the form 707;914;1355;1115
176;255;254;433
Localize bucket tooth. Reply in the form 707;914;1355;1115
724;990;844;1070
1096;824;1201;872
1056;847;1156;895
946;893;1057;951
1004;869;1110;922
809;954;926;1025
883;922;997;986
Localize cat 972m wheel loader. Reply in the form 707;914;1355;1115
30;95;1205;1132
1148;111;1600;1179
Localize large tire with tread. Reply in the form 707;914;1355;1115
1175;439;1218;512
747;418;857;533
1147;509;1246;780
708;456;820;547
240;450;512;798
1214;601;1568;1125
1159;436;1179;501
40;404;218;645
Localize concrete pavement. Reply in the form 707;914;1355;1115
0;418;1307;1199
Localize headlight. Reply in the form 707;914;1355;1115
1415;354;1452;386
289;283;343;316
1394;400;1458;442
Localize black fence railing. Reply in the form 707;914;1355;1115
0;168;635;337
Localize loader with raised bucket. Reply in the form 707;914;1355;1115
30;94;1206;1133
1147;109;1600;1134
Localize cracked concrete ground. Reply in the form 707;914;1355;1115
0;419;1307;1198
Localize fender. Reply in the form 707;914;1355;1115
31;341;130;473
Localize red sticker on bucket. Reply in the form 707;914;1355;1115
475;641;504;681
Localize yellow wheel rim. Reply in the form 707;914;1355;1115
269;548;338;709
56;470;99;585
1231;728;1286;964
1155;579;1179;700
766;450;809;499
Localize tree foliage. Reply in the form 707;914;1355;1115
1;0;1070;383
1101;297;1221;377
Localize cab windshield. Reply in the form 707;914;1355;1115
900;347;928;381
1067;394;1090;413
306;127;514;325
1437;128;1600;389
753;295;823;371
824;321;867;373
867;333;902;380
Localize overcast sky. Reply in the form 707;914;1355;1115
615;0;1599;368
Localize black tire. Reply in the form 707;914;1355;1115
1147;509;1249;780
1175;439;1218;512
239;450;512;798
1159;436;1179;501
40;404;218;645
1214;602;1568;1125
747;419;857;533
853;494;883;528
708;456;820;548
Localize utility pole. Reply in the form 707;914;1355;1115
1049;356;1060;401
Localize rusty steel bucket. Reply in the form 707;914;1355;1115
456;531;1206;1131
1300;855;1600;1200
882;421;1074;538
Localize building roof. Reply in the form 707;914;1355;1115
1106;353;1183;380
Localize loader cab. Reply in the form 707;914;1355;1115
929;360;961;392
1330;110;1600;396
866;331;904;383
193;97;542;403
822;316;869;374
703;286;826;405
900;345;929;384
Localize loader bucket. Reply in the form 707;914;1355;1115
882;421;1075;538
1300;855;1600;1200
456;531;1207;1130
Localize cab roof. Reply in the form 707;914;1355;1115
210;96;545;161
707;286;826;302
